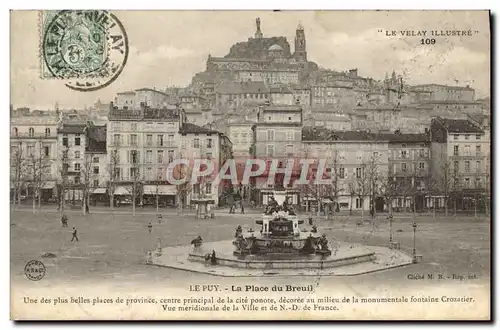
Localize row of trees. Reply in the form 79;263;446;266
297;152;491;220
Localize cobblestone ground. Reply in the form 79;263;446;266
10;208;490;291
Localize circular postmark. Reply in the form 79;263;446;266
42;10;129;92
24;260;46;281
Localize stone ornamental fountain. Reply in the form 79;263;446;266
148;190;414;276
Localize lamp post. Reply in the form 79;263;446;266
388;214;394;243
412;221;417;263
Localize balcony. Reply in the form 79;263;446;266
11;132;57;139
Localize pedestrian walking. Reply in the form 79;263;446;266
71;227;79;242
147;222;153;234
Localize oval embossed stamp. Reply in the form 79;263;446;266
24;260;46;281
40;10;129;92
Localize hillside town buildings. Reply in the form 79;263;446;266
10;17;490;214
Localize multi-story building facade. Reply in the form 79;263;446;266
115;88;170;109
85;125;109;205
430;117;489;211
387;133;430;211
10;115;58;202
178;123;232;206
215;81;269;109
302;128;389;212
251;104;303;205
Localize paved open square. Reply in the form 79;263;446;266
10;208;491;288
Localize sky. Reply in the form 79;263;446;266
10;10;490;110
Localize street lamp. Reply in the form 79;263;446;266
388;214;394;243
412;221;418;263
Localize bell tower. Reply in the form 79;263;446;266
294;22;307;62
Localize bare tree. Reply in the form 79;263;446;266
58;145;70;213
435;158;456;217
354;162;369;220
327;151;343;221
108;149;120;209
27;138;51;214
81;152;93;215
10;142;28;208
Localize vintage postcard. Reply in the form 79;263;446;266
10;10;491;320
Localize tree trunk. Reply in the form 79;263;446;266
349;195;353;215
454;198;457;217
132;183;136;216
38;191;41;211
156;191;159;214
433;197;436;219
32;190;36;214
474;195;477;219
444;196;448;217
360;197;364;219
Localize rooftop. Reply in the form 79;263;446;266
179;123;223;135
57;124;86;134
435;118;484;133
216;81;269;94
413;84;474;91
302;127;430;143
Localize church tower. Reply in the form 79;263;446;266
294;22;307;62
254;17;263;39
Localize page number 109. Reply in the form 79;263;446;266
421;38;436;45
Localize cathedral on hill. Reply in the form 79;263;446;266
194;18;318;87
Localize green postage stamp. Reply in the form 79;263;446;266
39;10;129;92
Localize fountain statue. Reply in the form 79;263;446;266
233;190;332;257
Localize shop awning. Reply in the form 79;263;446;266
92;188;107;194
42;182;56;189
143;185;177;195
114;186;132;196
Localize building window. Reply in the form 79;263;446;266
93;179;99;187
75;135;81;146
207;138;213;148
146;150;152;163
419;149;425;157
286;145;294;157
267;130;275;140
194;138;200;148
286;131;294;141
93;166;99;174
131;123;137;131
29;127;34;137
44;146;50;157
130;150;139;164
339;166;345;179
26;145;34;157
146;134;153;146
63;150;68;159
476;134;481;140
45;128;51;137
454;161;459;173
476;160;481;172
476;145;481;155
419;162;425;169
356;167;362;179
168;150;174;163
401;163;407;172
63;137;68;147
74;176;80;184
75;151;80;159
157;150;164;164
401;150;407;159
465;161;470;172
167;134;175;146
93;156;99;163
267;145;274;157
464;145;470;156
453;134;458;140
206;184;212;194
74;163;81;171
464;134;469;140
130;134;137;146
453;145;459;156
13;127;18;136
464;177;470;188
475;177;481;188
113;134;121;146
355;198;361;209
157;135;164;147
